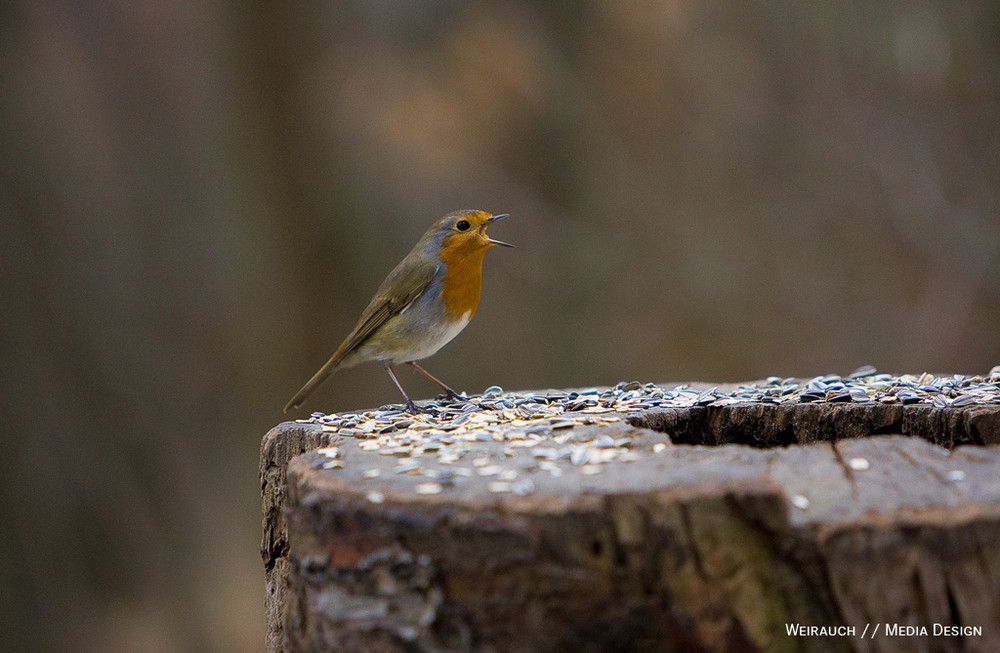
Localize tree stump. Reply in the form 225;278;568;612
261;377;1000;652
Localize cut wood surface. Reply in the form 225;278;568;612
261;379;1000;652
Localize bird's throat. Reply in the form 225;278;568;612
439;243;486;321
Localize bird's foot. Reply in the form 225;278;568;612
440;388;465;403
405;399;444;415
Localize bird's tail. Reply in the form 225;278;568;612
283;353;343;412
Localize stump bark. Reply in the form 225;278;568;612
261;384;1000;653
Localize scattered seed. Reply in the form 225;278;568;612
300;370;999;490
695;387;718;405
848;365;877;379
511;479;535;495
849;388;871;402
950;394;977;408
537;461;563;477
570;448;590;466
394;459;421;474
848;457;870;471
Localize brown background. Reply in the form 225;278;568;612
2;1;998;651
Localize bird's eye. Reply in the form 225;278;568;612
455;220;471;231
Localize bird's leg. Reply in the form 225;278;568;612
407;361;461;400
383;363;420;413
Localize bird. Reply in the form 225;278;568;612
285;210;512;413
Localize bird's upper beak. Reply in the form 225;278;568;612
485;213;514;248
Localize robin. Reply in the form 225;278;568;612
285;210;512;413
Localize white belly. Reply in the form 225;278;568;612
393;311;471;362
351;310;472;365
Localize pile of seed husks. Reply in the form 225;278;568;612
302;367;1000;497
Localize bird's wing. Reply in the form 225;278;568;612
283;262;438;412
331;261;439;363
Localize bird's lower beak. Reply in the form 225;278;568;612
486;213;514;248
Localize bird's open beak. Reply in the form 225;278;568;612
485;213;514;248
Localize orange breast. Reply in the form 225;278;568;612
438;238;487;321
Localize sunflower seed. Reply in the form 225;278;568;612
848;457;870;471
848;365;877;379
950;394;977;407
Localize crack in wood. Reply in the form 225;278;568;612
829;442;859;497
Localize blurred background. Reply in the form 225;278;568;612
1;1;998;651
